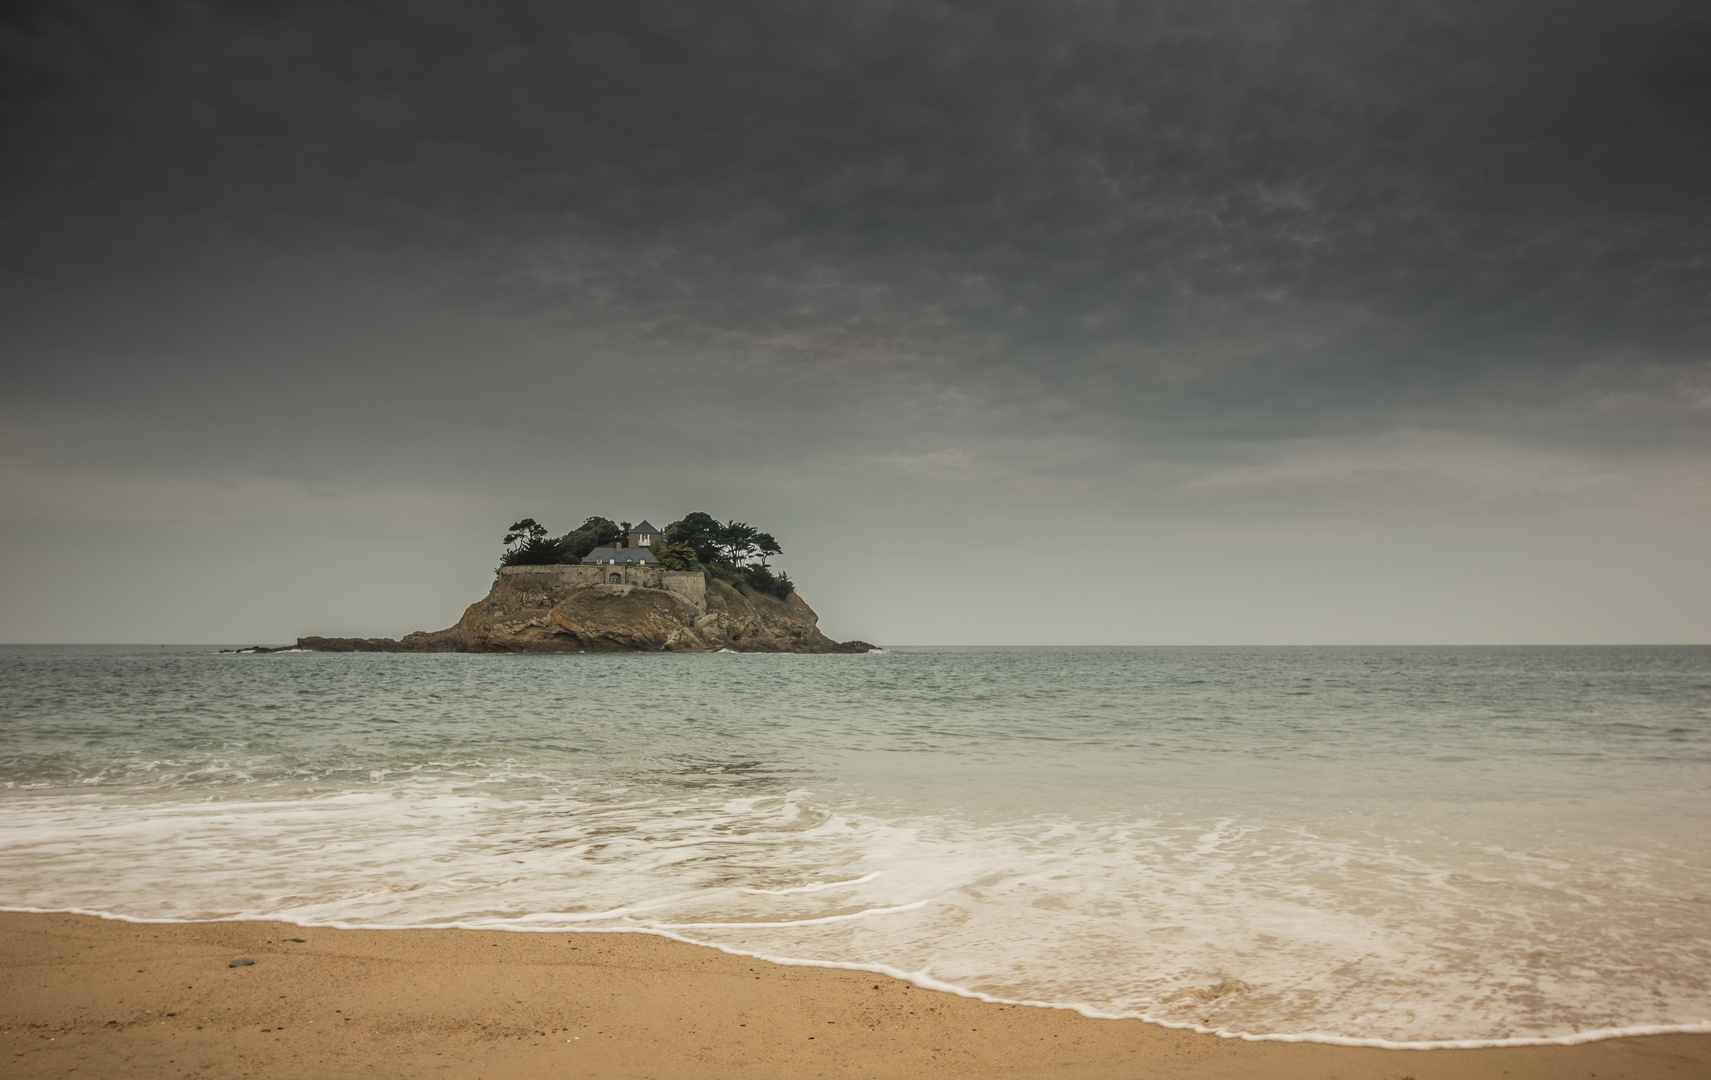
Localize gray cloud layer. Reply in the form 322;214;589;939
2;0;1707;641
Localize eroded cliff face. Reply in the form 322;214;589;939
296;568;873;654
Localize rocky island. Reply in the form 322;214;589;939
292;512;875;654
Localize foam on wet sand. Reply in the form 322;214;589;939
2;912;1706;1080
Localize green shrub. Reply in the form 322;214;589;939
658;542;699;571
741;565;796;600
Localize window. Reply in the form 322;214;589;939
609;573;622;584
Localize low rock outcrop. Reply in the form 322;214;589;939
295;565;874;654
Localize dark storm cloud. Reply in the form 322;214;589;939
2;0;1708;455
4;0;1710;645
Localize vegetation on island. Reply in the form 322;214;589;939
499;512;795;599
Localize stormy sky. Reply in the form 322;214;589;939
2;0;1707;644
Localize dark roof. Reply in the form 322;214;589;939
631;520;660;534
581;546;660;565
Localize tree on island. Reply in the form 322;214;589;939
718;520;759;566
495;512;794;597
504;519;546;548
557;516;622;561
664;512;722;564
661;513;795;598
665;514;760;566
754;532;782;568
500;518;561;566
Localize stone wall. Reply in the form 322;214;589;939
497;563;707;612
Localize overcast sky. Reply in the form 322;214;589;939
2;0;1707;644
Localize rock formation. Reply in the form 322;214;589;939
294;564;874;654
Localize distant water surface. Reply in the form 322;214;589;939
2;644;1708;1046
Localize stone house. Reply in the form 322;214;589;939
580;518;667;576
582;545;661;568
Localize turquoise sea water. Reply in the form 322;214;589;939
2;645;1708;1046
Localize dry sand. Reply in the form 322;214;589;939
1;911;1705;1079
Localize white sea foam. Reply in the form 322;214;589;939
741;872;884;894
1;644;1708;1046
3;776;1707;1045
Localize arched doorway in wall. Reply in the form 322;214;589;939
608;573;622;584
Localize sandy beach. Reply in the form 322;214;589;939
0;912;1704;1079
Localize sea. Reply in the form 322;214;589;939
2;644;1708;1048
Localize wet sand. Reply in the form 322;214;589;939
1;911;1706;1079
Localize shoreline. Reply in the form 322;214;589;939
3;912;1707;1079
11;907;1710;1054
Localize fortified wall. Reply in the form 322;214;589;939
497;563;707;613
